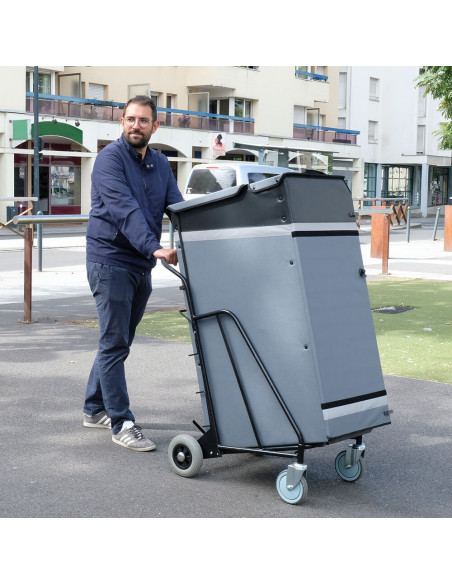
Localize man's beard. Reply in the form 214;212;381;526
124;130;149;150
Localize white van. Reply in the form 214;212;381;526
184;162;296;201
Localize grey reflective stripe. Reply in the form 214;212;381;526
178;222;356;242
293;222;356;232
322;396;388;421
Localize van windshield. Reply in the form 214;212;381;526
186;168;237;195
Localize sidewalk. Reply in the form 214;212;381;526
1;223;451;314
0;227;182;318
360;236;452;281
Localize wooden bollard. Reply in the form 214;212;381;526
444;205;452;252
370;213;390;274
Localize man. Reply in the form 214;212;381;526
83;95;184;451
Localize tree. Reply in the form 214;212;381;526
416;66;452;150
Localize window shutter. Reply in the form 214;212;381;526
88;83;105;100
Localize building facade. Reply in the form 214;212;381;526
0;65;361;222
1;65;449;224
339;66;451;215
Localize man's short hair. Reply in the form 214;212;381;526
123;95;157;121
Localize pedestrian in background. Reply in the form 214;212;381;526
83;95;183;451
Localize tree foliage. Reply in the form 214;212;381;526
416;66;452;150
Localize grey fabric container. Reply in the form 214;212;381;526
167;172;391;450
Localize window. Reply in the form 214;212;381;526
210;99;229;116
188;92;208;113
295;66;310;79
26;70;52;94
337;117;346;129
364;163;377;201
369;77;379;100
235;98;252;118
307;108;321;127
88;83;105;100
418;88;426;117
382;166;414;203
368;120;378;143
430;167;449;205
293;105;306;124
295;66;327;81
51;164;81;208
417;125;426;154
186;168;237;195
339;72;347;109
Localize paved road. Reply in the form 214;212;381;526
1;315;450;519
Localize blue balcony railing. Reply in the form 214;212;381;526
293;124;360;144
156;107;254;133
295;69;328;82
26;93;124;121
25;93;359;145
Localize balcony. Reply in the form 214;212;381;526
25;93;255;134
25;94;359;145
156;107;254;134
294;69;328;82
26;93;124;121
293;124;359;145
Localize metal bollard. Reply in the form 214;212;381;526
433;206;441;241
406;207;411;243
37;211;43;272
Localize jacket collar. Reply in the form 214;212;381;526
119;133;153;165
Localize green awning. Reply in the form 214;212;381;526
31;121;83;145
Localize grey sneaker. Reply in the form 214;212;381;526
83;410;111;429
112;424;156;452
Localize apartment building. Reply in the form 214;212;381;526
0;65;362;222
339;66;451;216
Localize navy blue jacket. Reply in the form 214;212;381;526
86;134;183;272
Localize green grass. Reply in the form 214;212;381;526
136;309;191;343
367;279;452;384
81;279;452;384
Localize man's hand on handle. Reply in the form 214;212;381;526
153;248;178;266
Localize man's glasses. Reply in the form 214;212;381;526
124;117;155;129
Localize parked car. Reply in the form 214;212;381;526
184;162;296;200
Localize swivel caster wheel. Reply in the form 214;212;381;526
168;434;203;478
276;470;308;504
335;450;365;482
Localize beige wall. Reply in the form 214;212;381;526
0;67;26;111
62;66;186;106
61;66;332;137
319;66;339;127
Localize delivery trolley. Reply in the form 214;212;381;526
163;171;392;504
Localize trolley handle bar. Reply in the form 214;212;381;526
161;258;188;287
